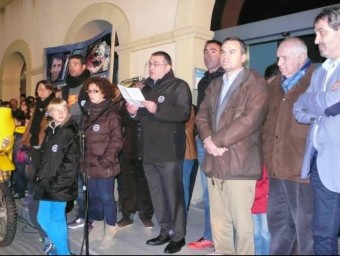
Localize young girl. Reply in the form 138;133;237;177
34;98;79;255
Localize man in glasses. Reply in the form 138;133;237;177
61;54;91;230
126;51;192;254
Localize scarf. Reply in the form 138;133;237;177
282;58;311;93
65;69;91;88
29;93;55;145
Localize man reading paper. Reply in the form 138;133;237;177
126;51;192;254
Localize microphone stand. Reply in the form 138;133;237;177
79;131;90;256
63;129;90;255
73;102;117;255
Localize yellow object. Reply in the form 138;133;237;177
15;126;26;134
0;107;16;175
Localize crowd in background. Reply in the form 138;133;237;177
0;5;340;256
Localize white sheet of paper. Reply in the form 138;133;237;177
118;84;145;108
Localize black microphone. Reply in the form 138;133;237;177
120;76;144;84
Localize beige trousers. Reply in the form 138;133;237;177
208;177;256;255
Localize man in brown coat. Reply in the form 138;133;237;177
196;37;269;255
262;37;315;255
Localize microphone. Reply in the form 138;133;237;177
120;76;144;84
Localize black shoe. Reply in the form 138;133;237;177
164;239;185;254
146;235;170;246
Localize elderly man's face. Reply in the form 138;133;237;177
277;41;305;78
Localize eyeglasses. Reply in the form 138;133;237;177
86;89;100;94
146;62;168;68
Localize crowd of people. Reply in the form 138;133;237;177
1;5;340;255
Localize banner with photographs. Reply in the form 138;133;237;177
44;28;112;88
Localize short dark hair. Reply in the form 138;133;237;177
151;51;172;66
314;6;340;31
12;110;26;125
223;37;247;54
2;101;10;107
205;39;222;47
51;53;64;63
26;96;35;104
264;63;280;80
69;54;86;65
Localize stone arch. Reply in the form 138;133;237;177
63;2;131;83
0;40;31;100
64;2;130;44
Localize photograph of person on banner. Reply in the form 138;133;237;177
49;53;65;83
86;40;110;74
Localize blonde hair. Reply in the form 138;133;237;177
47;97;69;113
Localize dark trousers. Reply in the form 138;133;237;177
120;157;153;221
310;156;340;255
12;162;27;196
143;161;186;242
28;147;47;237
267;177;314;255
76;171;85;219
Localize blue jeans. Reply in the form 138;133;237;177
88;177;117;225
37;200;70;255
310;156;340;255
183;159;195;211
252;213;270;255
196;136;212;241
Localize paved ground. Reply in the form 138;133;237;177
0;199;212;255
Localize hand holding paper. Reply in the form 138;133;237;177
118;84;145;108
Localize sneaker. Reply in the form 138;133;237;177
117;218;133;228
47;244;57;255
68;218;85;229
142;219;154;228
188;237;214;249
43;237;53;253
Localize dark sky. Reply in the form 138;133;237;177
211;0;340;30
